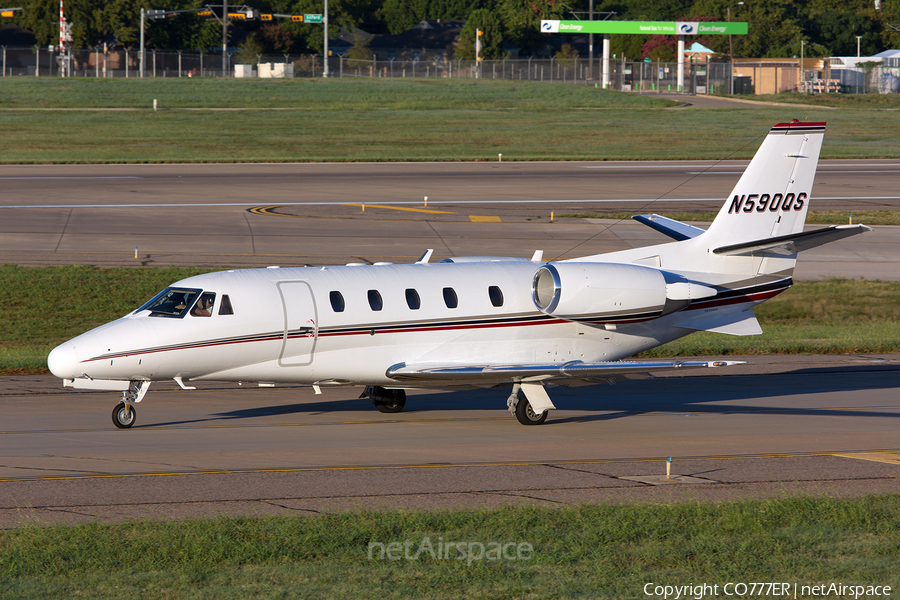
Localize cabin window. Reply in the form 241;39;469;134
405;288;420;310
368;290;383;311
139;287;201;318
488;286;504;307
191;292;216;317
443;287;458;309
330;291;345;312
218;294;234;315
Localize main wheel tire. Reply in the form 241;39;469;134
373;388;406;413
515;395;548;425
112;402;136;429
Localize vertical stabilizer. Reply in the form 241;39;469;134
703;121;825;247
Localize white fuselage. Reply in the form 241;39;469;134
49;257;737;388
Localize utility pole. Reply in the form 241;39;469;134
727;2;744;94
588;0;593;80
140;7;145;77
222;0;228;76
323;0;329;77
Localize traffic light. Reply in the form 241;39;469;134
261;13;272;20
291;15;304;21
197;10;213;16
1;10;15;17
147;9;167;19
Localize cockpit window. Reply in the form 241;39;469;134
218;294;234;315
138;287;202;318
191;292;216;317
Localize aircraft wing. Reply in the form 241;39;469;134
632;214;707;241
713;224;872;256
386;359;743;384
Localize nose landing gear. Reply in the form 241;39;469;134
112;380;151;429
112;402;136;428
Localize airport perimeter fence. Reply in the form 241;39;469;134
2;45;897;94
0;46;731;92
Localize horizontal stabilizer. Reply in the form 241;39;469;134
713;224;872;256
675;309;762;336
632;214;707;241
387;359;744;383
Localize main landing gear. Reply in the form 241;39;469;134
362;385;407;413
112;380;151;429
507;383;550;426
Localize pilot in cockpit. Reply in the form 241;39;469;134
191;293;215;317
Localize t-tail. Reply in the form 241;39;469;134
703;120;825;247
620;121;871;279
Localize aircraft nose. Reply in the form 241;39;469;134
47;343;79;380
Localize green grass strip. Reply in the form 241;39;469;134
3;80;900;162
1;497;899;598
2;265;898;375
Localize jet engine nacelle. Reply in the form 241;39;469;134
531;262;716;322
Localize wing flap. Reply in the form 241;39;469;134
387;359;744;383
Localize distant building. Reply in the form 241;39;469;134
684;42;715;63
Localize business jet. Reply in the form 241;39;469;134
48;121;871;428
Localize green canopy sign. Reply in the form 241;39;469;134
540;20;748;35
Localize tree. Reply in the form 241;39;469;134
725;0;803;58
236;33;265;63
499;0;571;55
455;8;505;59
377;0;498;35
257;24;298;54
345;32;373;63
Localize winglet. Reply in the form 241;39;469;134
416;249;434;264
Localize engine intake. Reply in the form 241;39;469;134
532;262;716;323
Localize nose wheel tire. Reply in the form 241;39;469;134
515;396;548;425
112;402;136;429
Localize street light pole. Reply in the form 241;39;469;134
323;0;329;77
727;2;743;95
800;39;805;93
222;0;228;76
588;0;593;81
856;35;862;57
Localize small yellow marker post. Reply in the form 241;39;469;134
666;456;672;480
134;246;138;259
424;196;428;207
849;214;853;224
498;153;502;162
362;203;365;212
550;211;554;222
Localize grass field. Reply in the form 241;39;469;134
1;497;898;599
3;79;900;162
2;265;898;375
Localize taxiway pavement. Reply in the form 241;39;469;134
1;160;898;279
1;355;898;527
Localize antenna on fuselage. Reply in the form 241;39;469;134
416;249;434;264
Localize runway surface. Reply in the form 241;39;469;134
1;159;898;527
1;355;899;527
1;160;898;279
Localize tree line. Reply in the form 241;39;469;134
10;0;900;60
